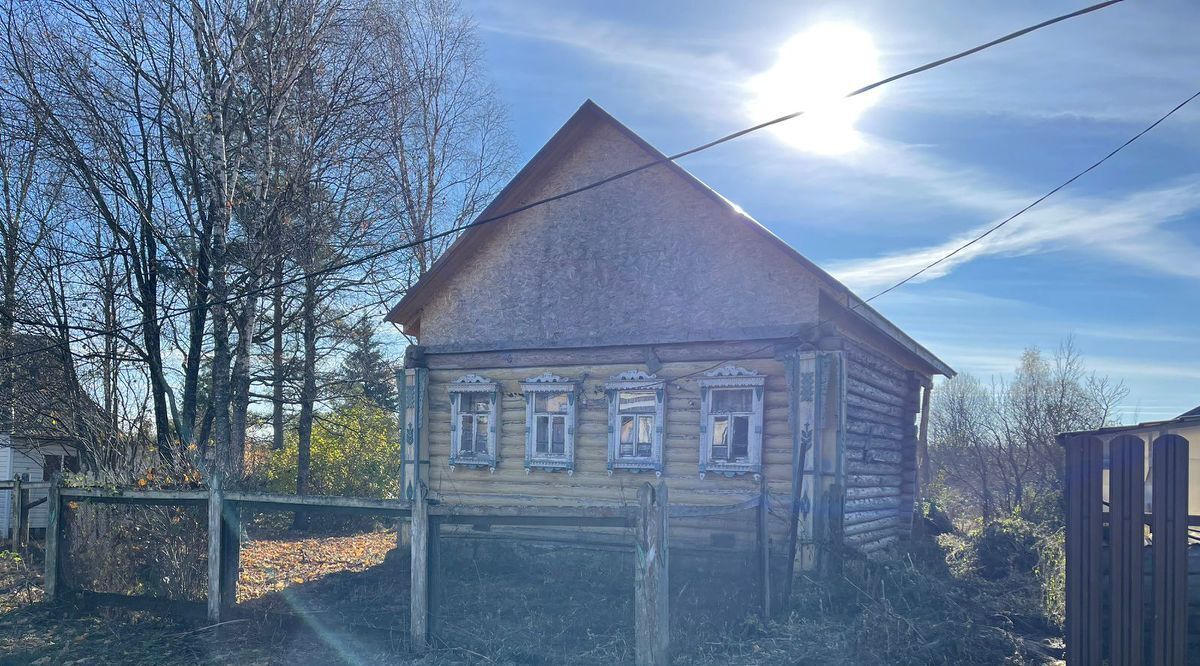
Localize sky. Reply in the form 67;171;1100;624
459;0;1200;421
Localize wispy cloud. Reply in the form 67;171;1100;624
828;177;1200;293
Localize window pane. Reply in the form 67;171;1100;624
711;388;752;413
460;415;475;453
618;390;656;413
711;416;729;461
469;397;490;414
474;414;489;453
637;415;654;457
731;415;749;459
551;417;566;455
536;415;549;453
535;392;569;414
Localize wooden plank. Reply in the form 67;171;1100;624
44;480;60;601
10;477;20;551
410;482;430;651
757;475;771;620
207;481;224;623
635;481;669;666
220;501;240;611
1064;435;1103;666
436;514;630;528
429;503;633;519
1152;434;1188;666
226;491;411;516
60;488;209;504
1110;435;1145;666
429;516;442;641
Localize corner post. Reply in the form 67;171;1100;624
207;477;225;623
635;481;669;666
44;477;61;601
410;481;430;650
219;499;240;611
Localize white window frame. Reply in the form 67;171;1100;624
605;370;665;476
521;373;577;474
698;365;765;480
448;374;499;472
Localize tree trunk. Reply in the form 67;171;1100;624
293;273;317;530
272;257;285;450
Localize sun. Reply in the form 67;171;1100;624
746;23;881;155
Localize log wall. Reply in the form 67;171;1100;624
422;351;793;554
841;338;921;554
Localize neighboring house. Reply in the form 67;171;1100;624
1;335;95;537
387;101;954;575
1061;405;1200;514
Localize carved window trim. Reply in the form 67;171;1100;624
448;374;499;471
697;366;765;480
604;371;665;476
521;374;577;474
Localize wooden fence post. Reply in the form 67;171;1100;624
10;476;20;551
220;501;240;611
207;478;225;623
757;475;772;620
1109;434;1145;665
410;482;430;651
44;479;61;601
1152;434;1188;666
1064;435;1103;666
635;481;669;666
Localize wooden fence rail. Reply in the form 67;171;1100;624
33;479;764;665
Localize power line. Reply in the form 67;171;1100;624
637;85;1200;390
863;88;1200;304
1;0;1127;364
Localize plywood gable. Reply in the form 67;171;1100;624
408;109;823;351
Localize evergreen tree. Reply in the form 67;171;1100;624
339;316;396;411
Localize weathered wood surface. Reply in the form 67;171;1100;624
757;476;771;620
424;357;795;552
207;480;225;623
410;483;431;651
425;340;786;371
60;488;209;504
44;481;61;601
225;491;411;515
635;482;669;666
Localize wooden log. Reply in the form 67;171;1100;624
846;378;907;409
843;516;898;537
843;509;896;526
845;406;906;429
845;419;904;441
845;434;901;451
207;480;224;623
844;496;901;512
846;461;902;476
846;362;910;397
867;449;903;464
858;536;900;554
635;481;669;666
845;391;905;419
844;344;907;381
845;474;902;488
410;483;430;651
844;486;901;500
845;528;898;546
44;480;60;602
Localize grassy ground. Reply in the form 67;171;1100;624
0;529;1063;665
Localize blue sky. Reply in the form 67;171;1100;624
461;0;1200;421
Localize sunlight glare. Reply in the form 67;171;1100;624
747;23;881;155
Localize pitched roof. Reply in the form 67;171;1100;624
387;100;953;377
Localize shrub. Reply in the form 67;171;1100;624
261;398;399;499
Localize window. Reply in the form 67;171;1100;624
448;374;499;471
43;454;80;481
605;371;665;475
698;366;764;479
522;373;577;473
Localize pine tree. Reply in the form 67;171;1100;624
339;316;396;411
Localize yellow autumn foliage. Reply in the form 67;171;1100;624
264;398;400;499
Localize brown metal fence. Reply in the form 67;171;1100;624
1063;433;1192;665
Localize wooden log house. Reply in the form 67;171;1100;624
387;101;954;583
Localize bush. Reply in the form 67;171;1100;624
260;398;399;499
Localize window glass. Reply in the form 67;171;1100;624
711;388;752;413
711;416;730;461
551;417;566;455
468;397;490;414
474;414;489;453
535;415;550;453
459;414;477;453
534;392;569;414
637;415;654;458
731;415;749;459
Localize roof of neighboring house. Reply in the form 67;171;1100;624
4;334;102;444
1059;408;1200;441
1179;404;1200;418
387;100;954;377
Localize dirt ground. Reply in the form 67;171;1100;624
0;529;1061;665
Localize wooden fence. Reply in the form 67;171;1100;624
1;478;51;551
1063;433;1193;665
28;478;770;666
